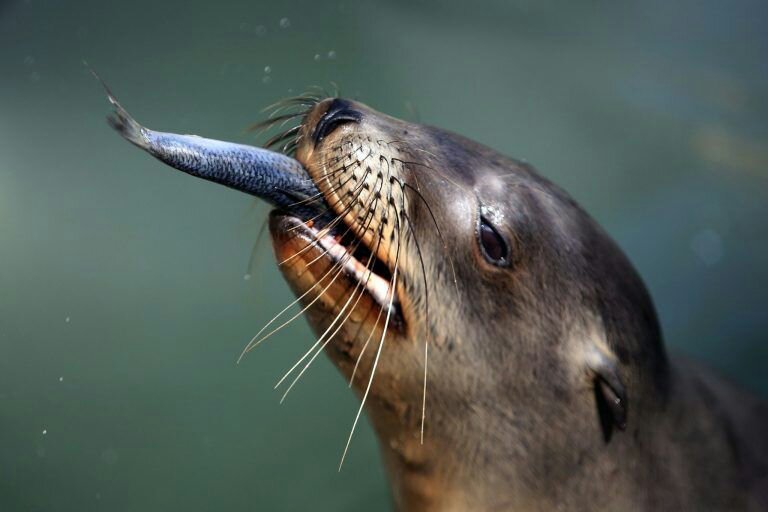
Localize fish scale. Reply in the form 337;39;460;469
104;88;335;227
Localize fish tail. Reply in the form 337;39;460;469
86;62;150;149
106;94;149;150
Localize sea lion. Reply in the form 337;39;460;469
107;93;768;511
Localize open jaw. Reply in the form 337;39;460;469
103;87;427;464
101;86;405;340
268;210;405;335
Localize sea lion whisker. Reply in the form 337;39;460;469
339;218;402;470
273;176;386;393
348;290;386;386
249;172;383;358
300;175;382;270
239;233;372;359
391;157;469;195
277;210;384;399
254;117;305;147
276;171;369;265
240;160;382;361
238;251;356;361
279;167;361;224
275;281;364;397
305;84;334;99
258;94;321;115
277;142;371;231
279;257;379;402
378;139;440;160
239;186;378;361
264;125;302;149
276;167;373;266
402;208;430;443
247;111;306;136
399;181;460;298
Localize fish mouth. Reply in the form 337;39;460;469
269;210;405;335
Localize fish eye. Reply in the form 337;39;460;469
477;214;510;266
313;99;361;145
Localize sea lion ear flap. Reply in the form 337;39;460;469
586;346;628;442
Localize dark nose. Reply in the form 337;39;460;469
313;98;361;145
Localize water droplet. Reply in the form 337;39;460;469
314;54;321;61
65;316;71;323
42;429;47;435
279;17;290;29
327;50;337;60
262;75;272;84
59;376;64;382
263;66;271;74
243;274;252;281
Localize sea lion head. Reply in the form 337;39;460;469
268;97;670;501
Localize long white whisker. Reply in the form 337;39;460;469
349;302;385;386
239;249;357;359
339;220;401;470
278;276;368;402
275;182;385;396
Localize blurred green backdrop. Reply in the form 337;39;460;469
1;0;767;510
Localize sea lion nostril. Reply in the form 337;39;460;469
313;99;361;145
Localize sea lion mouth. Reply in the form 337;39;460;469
268;208;405;335
264;97;414;344
101;82;411;352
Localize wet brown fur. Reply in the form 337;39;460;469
270;99;768;511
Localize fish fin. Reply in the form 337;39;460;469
85;61;150;149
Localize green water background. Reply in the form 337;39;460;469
1;0;767;510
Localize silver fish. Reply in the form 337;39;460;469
100;81;332;225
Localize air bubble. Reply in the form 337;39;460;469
279;17;290;28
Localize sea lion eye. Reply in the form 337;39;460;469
313;99;361;145
478;216;509;265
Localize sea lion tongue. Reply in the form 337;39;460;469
100;84;334;227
